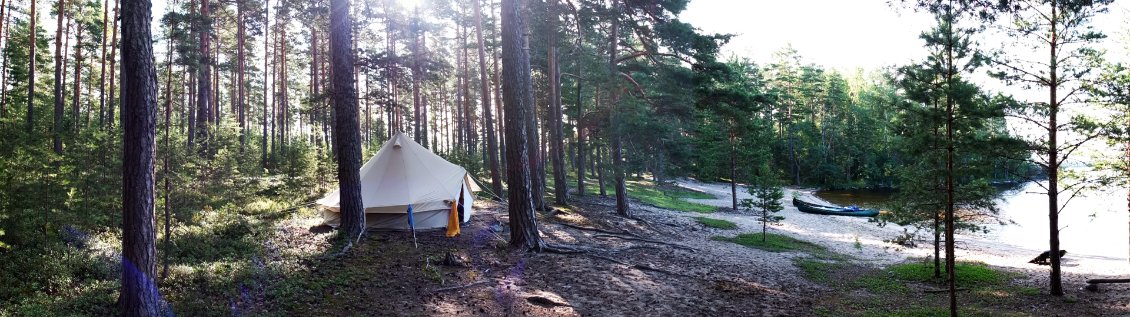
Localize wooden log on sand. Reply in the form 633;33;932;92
1084;278;1130;292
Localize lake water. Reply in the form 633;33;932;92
816;182;1128;260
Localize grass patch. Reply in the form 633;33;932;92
712;233;824;253
628;181;716;213
852;275;910;294
889;261;1009;287
795;258;842;283
662;186;716;199
694;217;738;229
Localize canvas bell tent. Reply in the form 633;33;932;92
317;133;480;230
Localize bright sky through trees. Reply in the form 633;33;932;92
680;0;1129;72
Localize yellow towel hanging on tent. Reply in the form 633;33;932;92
446;200;461;237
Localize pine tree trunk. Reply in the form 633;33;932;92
72;10;82;130
597;145;606;196
27;0;36;134
52;0;65;154
460;18;474;154
106;2;119;128
574;37;585;197
195;0;211;156
500;0;544;251
0;0;11;117
730;128;738;210
411;6;421;144
330;0;365;239
607;0;629;217
98;0;107;126
119;0;160;313
160;28;174;280
473;0;502;197
547;2;567;205
261;0;270;168
1046;3;1063;297
237;0;246;152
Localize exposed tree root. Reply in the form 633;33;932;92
541;243;587;254
591;234;695;251
556;223;640;237
584;253;695;278
527;295;572;307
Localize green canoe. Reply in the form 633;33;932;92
792;197;879;217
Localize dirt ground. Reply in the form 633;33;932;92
256;187;1130;316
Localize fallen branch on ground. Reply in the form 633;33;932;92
429;280;493;293
923;288;969;293
591;234;695;251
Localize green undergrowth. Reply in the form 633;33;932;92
695;217;738;229
888;261;1012;288
805;258;1035;316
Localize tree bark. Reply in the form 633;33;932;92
330;0;365;240
500;0;544;251
119;0;160;314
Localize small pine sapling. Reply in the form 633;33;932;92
740;178;784;242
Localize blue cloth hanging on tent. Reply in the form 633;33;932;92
407;204;415;229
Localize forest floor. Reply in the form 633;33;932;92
18;177;1130;316
244;178;1130;316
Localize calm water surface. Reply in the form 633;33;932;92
816;182;1127;258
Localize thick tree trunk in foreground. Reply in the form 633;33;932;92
500;0;544;251
330;0;365;240
119;0;160;314
473;0;503;196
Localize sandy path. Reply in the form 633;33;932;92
675;178;1130;282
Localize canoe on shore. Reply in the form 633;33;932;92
792;197;879;217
